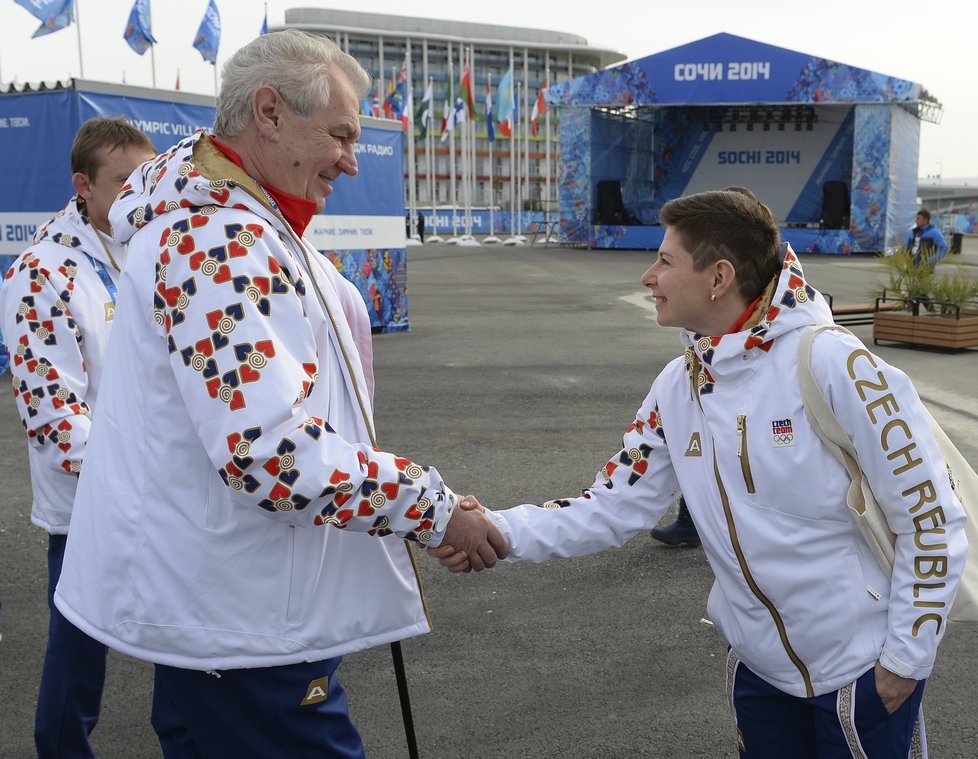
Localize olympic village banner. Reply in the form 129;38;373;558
0;83;410;371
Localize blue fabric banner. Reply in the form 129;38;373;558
326;126;404;217
0;90;412;353
123;0;157;55
193;0;221;65
0;90;78;213
550;33;919;107
15;0;74;37
79;92;215;153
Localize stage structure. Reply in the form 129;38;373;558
0;79;408;372
549;33;942;253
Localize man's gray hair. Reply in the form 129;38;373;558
214;29;370;137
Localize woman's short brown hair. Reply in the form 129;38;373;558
659;189;781;302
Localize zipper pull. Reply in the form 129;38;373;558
737;415;745;458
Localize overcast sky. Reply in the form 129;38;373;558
2;0;974;178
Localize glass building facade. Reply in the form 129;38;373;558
283;8;625;214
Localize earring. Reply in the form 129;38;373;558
710;293;717;303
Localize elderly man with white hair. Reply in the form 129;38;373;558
54;30;505;757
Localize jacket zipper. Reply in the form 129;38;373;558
193;139;433;625
295;230;432;627
246;186;432;627
736;415;756;494
712;449;813;697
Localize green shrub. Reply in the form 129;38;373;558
874;248;978;315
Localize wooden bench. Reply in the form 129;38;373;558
825;294;903;326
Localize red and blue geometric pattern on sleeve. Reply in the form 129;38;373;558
4;251;91;476
153;201;450;542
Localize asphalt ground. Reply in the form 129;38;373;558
1;242;977;758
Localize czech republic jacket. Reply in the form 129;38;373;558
487;247;968;698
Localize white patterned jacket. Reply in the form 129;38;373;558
56;132;454;670
0;198;126;534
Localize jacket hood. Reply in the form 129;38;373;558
680;244;833;393
34;196;114;268
109;130;276;248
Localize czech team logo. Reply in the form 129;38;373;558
771;418;795;447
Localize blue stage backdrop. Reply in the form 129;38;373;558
0;82;409;373
550;33;930;254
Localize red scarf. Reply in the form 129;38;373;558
727;295;763;334
209;136;316;237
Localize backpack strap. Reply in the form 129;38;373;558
797;325;896;574
797;325;858;468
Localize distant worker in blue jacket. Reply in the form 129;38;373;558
906;208;948;265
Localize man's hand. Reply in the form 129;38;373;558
874;661;917;714
430;496;507;573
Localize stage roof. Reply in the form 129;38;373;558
549;33;941;122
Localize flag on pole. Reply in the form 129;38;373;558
496;68;515;138
453;92;467;127
402;85;413;132
193;0;221;65
395;54;411;130
371;84;382;117
382;67;396;119
16;0;75;38
440;96;455;143
531;83;548;137
260;5;268;35
459;64;475;119
415;78;433;140
485;79;495;143
123;0;157;55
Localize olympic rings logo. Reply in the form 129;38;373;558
773;433;794;445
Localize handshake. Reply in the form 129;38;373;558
428;496;509;573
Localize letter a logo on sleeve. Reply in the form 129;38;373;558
300;676;330;705
685;432;703;457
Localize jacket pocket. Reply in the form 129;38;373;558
286;525;321;623
737;415;756;494
203;467;231;530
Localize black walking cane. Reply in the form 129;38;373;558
390;641;419;758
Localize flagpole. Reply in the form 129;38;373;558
515;79;523;241
150;43;157;89
503;47;518;245
484;71;501;245
520;48;531;243
467;45;476;242
421;42;437;243
460;45;477;245
446;43;459;243
427;88;441;242
469;45;477;242
425;68;441;243
461;46;470;240
378;36;385;93
405;41;420;246
75;0;85;79
457;46;468;241
544;53;555;243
